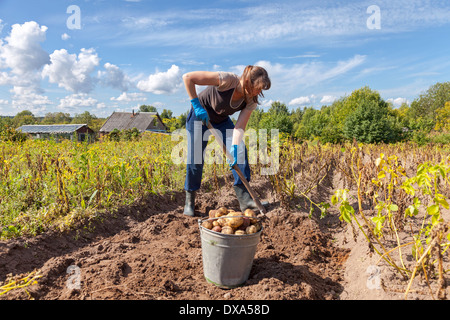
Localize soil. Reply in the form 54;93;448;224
0;172;448;301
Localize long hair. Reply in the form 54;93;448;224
241;65;271;104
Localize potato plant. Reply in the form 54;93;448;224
331;142;450;299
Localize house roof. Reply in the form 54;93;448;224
99;112;167;132
17;124;89;134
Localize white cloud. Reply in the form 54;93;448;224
0;21;49;76
254;55;366;94
320;95;337;104
61;33;70;40
289;96;311;106
137;64;182;95
387;97;409;107
260;99;274;109
42;48;100;93
10;86;52;115
115;1;450;48
57;93;98;111
98;62;131;92
0;21;50;107
96;102;108;109
111;92;146;102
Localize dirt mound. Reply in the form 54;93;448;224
0;174;349;300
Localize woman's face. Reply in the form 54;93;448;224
248;86;262;98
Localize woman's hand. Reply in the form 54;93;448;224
228;144;238;169
191;97;209;123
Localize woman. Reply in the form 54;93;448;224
182;65;271;216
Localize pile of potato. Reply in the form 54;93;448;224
201;207;262;235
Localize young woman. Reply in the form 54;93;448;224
182;65;271;216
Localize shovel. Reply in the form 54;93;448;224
205;121;266;214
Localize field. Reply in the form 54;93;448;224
0;133;449;301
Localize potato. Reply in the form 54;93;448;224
217;218;227;227
208;210;217;219
226;211;244;228
242;217;250;229
216;207;228;217
245;225;258;234
252;221;262;232
201;220;213;230
237;217;250;231
212;220;220;227
212;226;222;233
215;211;225;218
244;208;258;224
234;230;246;236
221;226;234;234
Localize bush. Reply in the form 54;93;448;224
107;128;121;142
106;128;142;142
411;130;430;146
0;126;28;142
343;99;402;144
430;132;450;145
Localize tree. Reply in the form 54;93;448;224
160;109;173;119
71;111;97;126
329;86;386;130
13;110;37;128
259;101;293;134
161;111;188;132
389;102;410;128
343;99;402;144
139;105;157;112
247;107;264;130
42;112;72;124
0;117;13;133
290;107;304;125
267;101;290;116
293;107;323;140
435;101;450;132
409;82;450;131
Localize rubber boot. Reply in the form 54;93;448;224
233;184;267;212
183;190;196;217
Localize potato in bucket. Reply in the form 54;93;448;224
198;206;263;289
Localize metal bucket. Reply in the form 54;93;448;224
198;217;263;289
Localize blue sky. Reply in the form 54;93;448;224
0;0;449;117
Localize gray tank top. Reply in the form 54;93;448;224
198;72;257;124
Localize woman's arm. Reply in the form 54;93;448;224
232;107;253;145
182;71;220;100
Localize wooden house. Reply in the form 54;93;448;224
99;111;167;137
17;124;95;142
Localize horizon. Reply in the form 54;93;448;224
0;0;449;118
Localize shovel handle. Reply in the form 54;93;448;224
205;121;266;214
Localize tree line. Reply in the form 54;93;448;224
1;81;449;145
0;105;188;139
247;82;450;145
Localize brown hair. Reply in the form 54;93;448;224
241;65;271;104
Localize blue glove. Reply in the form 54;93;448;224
228;144;238;169
191;98;209;123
